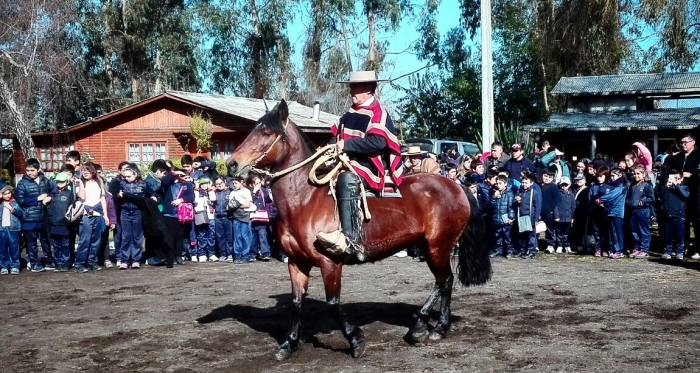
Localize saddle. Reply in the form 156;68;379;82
364;172;402;198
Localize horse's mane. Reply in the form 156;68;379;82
258;102;315;155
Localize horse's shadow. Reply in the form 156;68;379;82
197;294;455;350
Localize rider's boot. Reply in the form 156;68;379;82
316;172;366;261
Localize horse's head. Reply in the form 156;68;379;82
227;99;290;178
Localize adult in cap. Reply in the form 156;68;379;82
316;70;403;260
402;146;440;175
504;142;535;182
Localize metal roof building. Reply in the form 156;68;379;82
525;72;700;159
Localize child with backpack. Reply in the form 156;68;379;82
626;165;654;259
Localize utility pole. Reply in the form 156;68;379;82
481;0;495;152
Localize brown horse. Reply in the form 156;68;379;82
227;100;491;360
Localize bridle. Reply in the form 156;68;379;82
249;119;288;170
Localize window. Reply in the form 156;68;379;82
128;143;167;165
35;144;73;171
210;142;235;161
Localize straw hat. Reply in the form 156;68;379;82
336;70;388;84
401;146;427;156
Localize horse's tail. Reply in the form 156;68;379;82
456;188;492;287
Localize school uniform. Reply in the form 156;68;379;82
626;181;654;254
47;187;73;267
250;188;273;260
0;200;23;272
194;188;216;260
515;187;541;257
15;174;53;270
229;187;254;262
553;188;575;250
118;179;153;265
487;189;515;257
658;184;689;256
213;189;233;261
597;180;627;255
540;182;561;250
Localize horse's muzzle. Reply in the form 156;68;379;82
227;161;238;177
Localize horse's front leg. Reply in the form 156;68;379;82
275;261;311;361
319;261;366;358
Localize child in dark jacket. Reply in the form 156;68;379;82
541;167;562;253
15;158;54;272
117;168;153;269
571;174;590;253
47;172;74;272
626;165;654;259
213;176;233;263
657;170;689;260
488;175;515;258
596;168;628;259
515;170;541;259
553;177;575;253
0;186;24;275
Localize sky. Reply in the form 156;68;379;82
285;0;466;111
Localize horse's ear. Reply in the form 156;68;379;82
278;99;289;123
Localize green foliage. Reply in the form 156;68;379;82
472;121;535;157
188;110;213;154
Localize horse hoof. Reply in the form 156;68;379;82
428;330;445;341
274;347;292;361
410;329;429;344
352;340;367;358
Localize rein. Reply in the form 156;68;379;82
247;123;372;220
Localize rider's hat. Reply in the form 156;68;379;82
401;146;427;156
336;70;388;84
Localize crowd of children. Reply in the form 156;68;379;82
0;152;279;275
1;138;698;274
458;141;691;261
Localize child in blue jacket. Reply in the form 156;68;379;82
626;165;654;258
488;175;515;258
0;186;24;275
596;168;628;259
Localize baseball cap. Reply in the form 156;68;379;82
511;143;522;151
198;177;211;185
559;176;571;185
554;149;565;156
55;172;71;183
573;174;585;181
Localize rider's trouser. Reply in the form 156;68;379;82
336;171;362;244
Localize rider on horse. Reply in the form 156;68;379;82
315;71;404;260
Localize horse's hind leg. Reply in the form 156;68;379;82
409;246;453;343
428;273;453;341
275;262;311;361
319;261;366;358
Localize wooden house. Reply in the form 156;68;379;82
525;72;700;160
5;91;336;175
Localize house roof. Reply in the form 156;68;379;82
552;72;700;96
524;108;700;132
165;91;337;130
39;91;337;135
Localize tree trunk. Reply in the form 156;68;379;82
154;48;163;94
367;9;376;70
0;75;37;160
102;2;115;109
340;17;353;73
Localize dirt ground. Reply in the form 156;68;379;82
2;252;700;373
